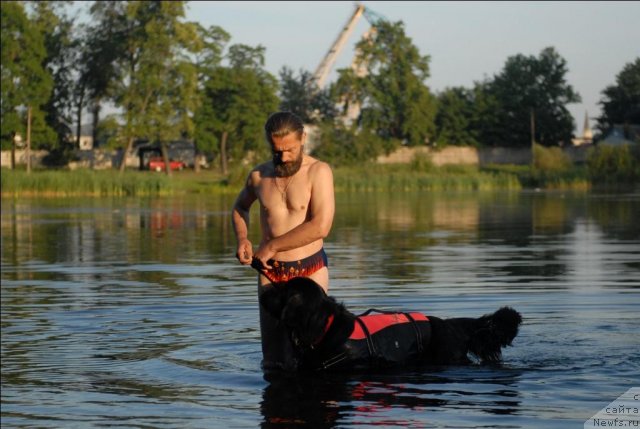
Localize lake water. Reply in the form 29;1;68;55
1;191;639;428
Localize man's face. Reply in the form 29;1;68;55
271;131;305;177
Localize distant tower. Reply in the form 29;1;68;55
582;111;593;142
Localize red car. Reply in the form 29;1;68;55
148;157;185;172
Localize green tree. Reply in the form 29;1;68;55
80;1;127;149
333;20;437;148
486;47;580;147
29;1;78;159
312;123;387;167
596;58;640;136
470;80;502;148
108;1;200;173
194;43;279;174
1;1;54;150
278;67;337;123
191;24;230;164
193;23;230;84
434;87;479;147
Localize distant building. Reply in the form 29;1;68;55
572;111;594;146
598;124;640;147
73;124;94;151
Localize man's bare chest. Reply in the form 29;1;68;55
257;178;311;214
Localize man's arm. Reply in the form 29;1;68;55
232;172;258;265
254;162;334;263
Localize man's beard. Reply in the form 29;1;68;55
274;152;303;177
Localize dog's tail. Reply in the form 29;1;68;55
468;306;522;363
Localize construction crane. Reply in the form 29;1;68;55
311;3;386;90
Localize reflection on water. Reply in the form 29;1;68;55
261;368;525;428
1;191;639;428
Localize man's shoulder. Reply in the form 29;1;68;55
305;156;332;173
305;157;333;184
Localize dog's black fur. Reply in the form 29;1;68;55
260;277;522;371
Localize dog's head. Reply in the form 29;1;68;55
259;277;332;349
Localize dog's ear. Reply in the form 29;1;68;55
259;285;288;320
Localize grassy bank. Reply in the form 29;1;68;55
482;164;591;190
0;168;230;197
333;164;522;192
0;162;630;197
2;164;522;197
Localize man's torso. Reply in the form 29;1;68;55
253;156;323;262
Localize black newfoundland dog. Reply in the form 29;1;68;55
260;277;522;371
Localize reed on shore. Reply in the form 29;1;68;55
333;163;522;192
0;162;619;197
1;169;170;197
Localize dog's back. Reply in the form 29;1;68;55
334;311;432;370
427;307;522;364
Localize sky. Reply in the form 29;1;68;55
182;1;640;134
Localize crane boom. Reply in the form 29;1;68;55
312;3;365;90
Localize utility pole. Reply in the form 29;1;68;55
26;106;32;173
11;132;16;169
530;109;535;167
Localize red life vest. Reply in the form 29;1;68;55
318;310;431;370
350;312;429;340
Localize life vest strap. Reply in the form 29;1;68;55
318;352;348;370
354;316;377;361
404;312;424;354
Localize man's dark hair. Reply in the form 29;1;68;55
264;111;304;145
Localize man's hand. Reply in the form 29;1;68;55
252;242;275;270
236;239;254;265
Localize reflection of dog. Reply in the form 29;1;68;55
260;277;522;371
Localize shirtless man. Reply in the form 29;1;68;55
231;111;335;370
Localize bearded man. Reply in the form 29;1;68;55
231;111;335;370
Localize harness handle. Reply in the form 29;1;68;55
359;309;426;355
358;308;398;316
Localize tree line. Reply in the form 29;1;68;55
2;1;638;171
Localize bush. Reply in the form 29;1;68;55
224;163;252;188
410;153;434;172
587;144;640;185
533;143;572;172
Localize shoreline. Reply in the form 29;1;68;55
0;164;609;197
